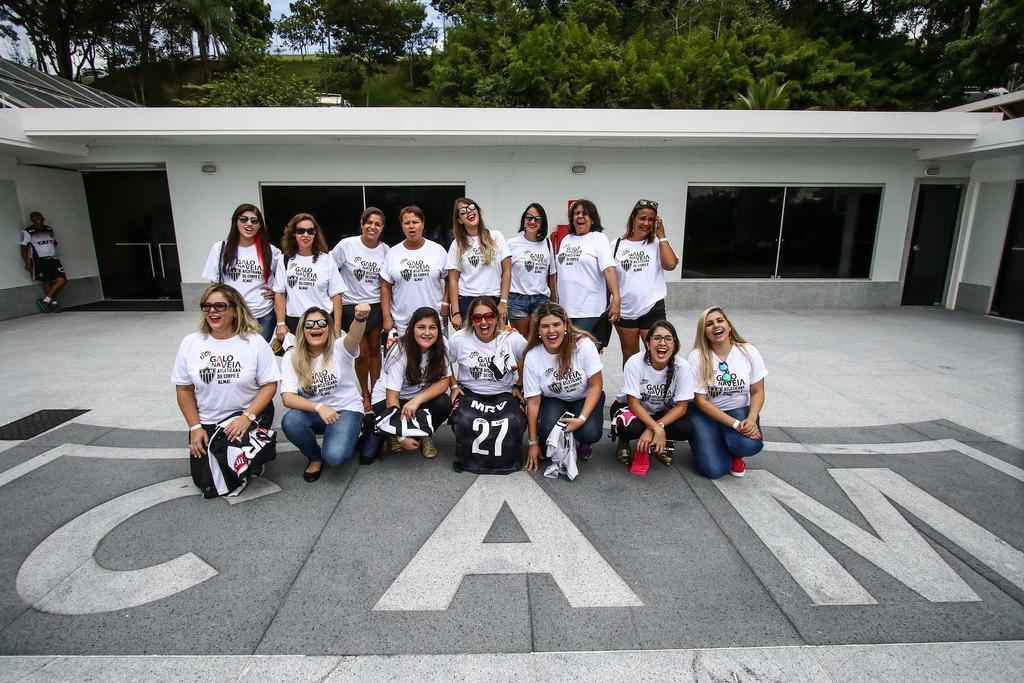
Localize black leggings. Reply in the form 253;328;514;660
609;400;689;441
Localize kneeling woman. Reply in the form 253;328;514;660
687;306;766;479
523;303;605;472
448;296;528;473
610;320;695;467
362;306;452;462
280;304;370;481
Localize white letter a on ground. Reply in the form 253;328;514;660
374;471;643;610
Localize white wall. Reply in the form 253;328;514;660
959;153;1024;289
0;153;99;290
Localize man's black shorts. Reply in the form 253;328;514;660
33;258;66;283
341;302;383;333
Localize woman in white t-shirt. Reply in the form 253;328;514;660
273;213;344;339
446;198;512;328
201;203;281;342
380;205;449;335
687;307;766;479
613;199;679;366
172;283;280;463
610;320;695;468
360;306;452;463
280;303;371;482
554;199;621;348
507;203;557;338
522;303;604;471
331;207;390;409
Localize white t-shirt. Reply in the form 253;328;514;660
272;253;345;317
555;232;616;318
508;234;556;296
21;228;58;259
615;352;696;414
171;332;281;424
280;337;363;414
614;238;666;320
522;336;603;401
689;344;767;411
370;345;451;404
448;329;528;395
445;231;511;297
202;241;282;318
331;236;389;305
380;240;448;333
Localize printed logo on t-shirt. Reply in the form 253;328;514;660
639;375;672;407
557;244;582;266
399;257;433;283
198;350;242;384
353;256;380;282
226;259;263;284
466;248;481;268
287;262;317;291
708;360;746;400
305;367;338;397
543;365;584;395
522;251;547;273
467;351;496;381
619;248;651;273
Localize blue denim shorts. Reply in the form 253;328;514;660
507;292;549;320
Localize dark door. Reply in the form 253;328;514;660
83;171;181;299
902;184;963;306
991;182;1024;321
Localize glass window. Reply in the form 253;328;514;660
260;185;365;248
778;187;881;278
682;186;783;278
364;185;465;248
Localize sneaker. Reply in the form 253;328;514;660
730;456;746;477
615;438;630;465
421;437;438;459
36;299;49;313
48;301;59;313
654;449;673;466
388;436;402;453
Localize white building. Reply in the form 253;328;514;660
2;72;1021;321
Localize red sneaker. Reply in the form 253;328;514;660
730;456;746;477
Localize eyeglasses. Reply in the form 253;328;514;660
471;312;497;324
635;199;659;210
304;319;329;329
294;227;316;236
457;203;478;216
649;335;674;343
200;302;231;313
237;216;261;224
523;215;541;223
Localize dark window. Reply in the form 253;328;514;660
778;187;881;278
682;186;783;278
260;185;364;248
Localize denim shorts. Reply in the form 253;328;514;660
507;292;549;320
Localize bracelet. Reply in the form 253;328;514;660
276;322;287;328
656;421;665;429
500;299;508;304
314;403;323;411
528;439;537;446
658;237;669;243
354;315;369;322
731;419;740;430
189;424;203;432
440;301;450;308
243;411;257;422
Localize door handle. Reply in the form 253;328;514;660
912;244;921;252
114;242;156;278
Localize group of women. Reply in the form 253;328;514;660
173;198;767;492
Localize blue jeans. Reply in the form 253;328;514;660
507;292;549;320
688;405;763;479
537;393;605;445
281;408;363;465
256;310;276;342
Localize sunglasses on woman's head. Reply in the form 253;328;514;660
237;216;261;224
200;302;231;312
294;227;316;236
457;204;478;216
304;319;329;329
635;199;659;210
471;312;497;323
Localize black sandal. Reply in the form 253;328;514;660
303;462;323;482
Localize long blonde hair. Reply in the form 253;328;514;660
452;197;497;265
290;306;337;394
693;306;751;387
198;283;259;337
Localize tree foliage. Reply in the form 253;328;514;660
177;53;319;105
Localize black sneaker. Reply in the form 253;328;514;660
48;301;59;313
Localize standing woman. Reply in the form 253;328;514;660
202;203;281;342
332;207;390;409
522;303;604;472
614;199;678;365
610;320;695;467
280;303;371;482
273;213;344;338
507;203;557;338
381;206;449;335
446;198;512;328
361;306;452;463
173;283;279;473
554;199;621;346
687;307;766;479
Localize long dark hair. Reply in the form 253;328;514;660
644;320;680;400
452;197;497;264
401;306;448;387
222;203;273;284
518;202;549;240
625;201;657;244
281;213;329;262
525;302;594;376
568;199;603;234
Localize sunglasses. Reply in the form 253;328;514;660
304;319;329;329
200;302;232;313
635;199;659;210
523;214;541;223
649;334;674;343
294;227;316;236
471;312;497;324
457;203;478;216
237;215;261;224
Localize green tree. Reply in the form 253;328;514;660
178;0;234;81
735;75;790;108
0;0;115;79
230;0;273;43
177;56;319;104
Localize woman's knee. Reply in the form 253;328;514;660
694;455;732;479
281;409;308;435
729;434;764;458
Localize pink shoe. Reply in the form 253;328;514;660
730;456;746;477
629;445;650;476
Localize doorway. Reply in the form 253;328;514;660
902;183;964;306
83;170;181;301
990;182;1023;321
